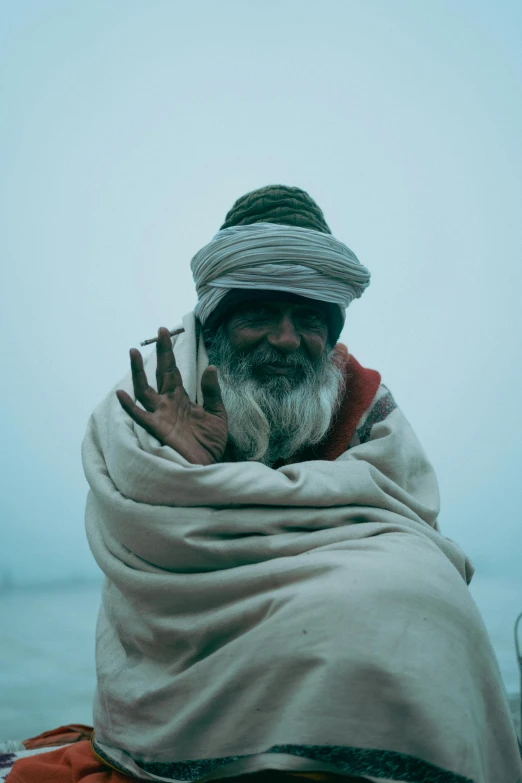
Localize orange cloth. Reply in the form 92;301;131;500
8;740;132;783
22;724;94;750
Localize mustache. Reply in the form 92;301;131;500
234;345;315;370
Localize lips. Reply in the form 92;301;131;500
261;364;299;375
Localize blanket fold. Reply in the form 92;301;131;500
82;312;521;783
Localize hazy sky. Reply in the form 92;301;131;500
1;1;521;691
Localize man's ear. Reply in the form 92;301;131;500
201;323;215;348
332;342;349;363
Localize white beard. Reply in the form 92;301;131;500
205;326;346;466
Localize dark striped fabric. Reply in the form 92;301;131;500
356;389;397;445
93;740;474;783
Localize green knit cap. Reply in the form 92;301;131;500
220;184;332;234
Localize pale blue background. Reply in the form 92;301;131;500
1;0;521;735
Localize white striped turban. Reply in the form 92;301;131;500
191;222;371;328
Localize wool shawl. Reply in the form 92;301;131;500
82;312;522;783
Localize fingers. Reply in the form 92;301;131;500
201;366;226;418
156;327;184;395
116;390;156;435
130;349;158;412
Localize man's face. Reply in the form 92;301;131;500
224;297;329;384
204;294;343;465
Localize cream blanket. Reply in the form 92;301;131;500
82;313;521;783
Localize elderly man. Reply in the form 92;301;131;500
81;186;521;783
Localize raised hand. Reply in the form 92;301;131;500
116;327;228;465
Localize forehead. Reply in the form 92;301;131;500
227;290;326;315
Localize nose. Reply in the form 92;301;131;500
266;315;301;353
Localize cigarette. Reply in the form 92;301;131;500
140;328;184;347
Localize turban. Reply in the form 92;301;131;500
190;222;371;331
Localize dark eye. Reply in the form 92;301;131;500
236;305;272;322
299;309;324;324
246;306;271;319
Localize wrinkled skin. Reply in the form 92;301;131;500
116;298;329;464
116;327;228;466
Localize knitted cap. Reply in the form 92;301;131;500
220;184;332;234
207;185;343;344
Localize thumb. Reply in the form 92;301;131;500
201;366;226;417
